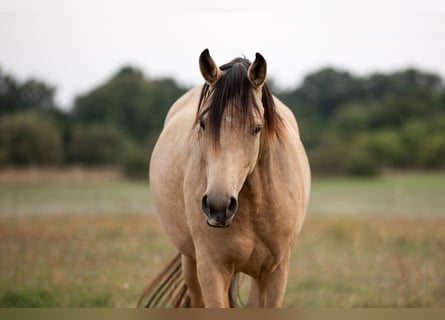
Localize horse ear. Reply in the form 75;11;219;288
248;53;267;88
199;49;223;85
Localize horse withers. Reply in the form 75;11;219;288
138;49;310;308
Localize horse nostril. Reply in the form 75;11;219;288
228;197;238;215
201;195;210;215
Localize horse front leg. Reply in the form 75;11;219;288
247;277;260;307
196;257;233;308
256;257;290;307
182;255;204;307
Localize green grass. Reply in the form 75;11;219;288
0;170;444;307
310;171;445;216
2;171;444;217
0;180;152;216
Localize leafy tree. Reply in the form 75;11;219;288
119;141;149;179
0;111;62;166
367;129;406;167
277;66;445;175
280;67;365;119
345;145;379;176
69;123;127;165
0;68;56;115
3;62;445;174
72;66;186;143
364;69;445;101
306;136;350;176
418;132;445;168
405;115;445;168
332;103;371;136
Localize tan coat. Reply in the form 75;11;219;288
145;50;310;308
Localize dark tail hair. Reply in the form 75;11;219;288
137;253;190;308
137;252;242;308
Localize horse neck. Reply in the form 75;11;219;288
242;137;278;203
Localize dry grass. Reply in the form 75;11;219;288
0;167;122;183
1;213;444;307
1;168;444;307
0;214;175;307
286;214;445;307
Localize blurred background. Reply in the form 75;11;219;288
0;0;444;307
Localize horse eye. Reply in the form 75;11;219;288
198;119;205;131
253;125;262;136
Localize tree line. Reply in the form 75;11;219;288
1;64;444;177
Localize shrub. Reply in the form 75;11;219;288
332;103;371;136
307;137;349;176
69;123;126;165
418;132;445;168
120;143;149;179
0;111;62;166
367;129;406;167
345;146;379;176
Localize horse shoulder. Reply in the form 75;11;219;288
254;97;311;243
272;95;311;207
152;86;202;173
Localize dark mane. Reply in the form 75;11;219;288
196;57;283;147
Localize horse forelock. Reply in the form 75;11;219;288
196;57;283;148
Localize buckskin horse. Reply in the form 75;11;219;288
138;49;310;308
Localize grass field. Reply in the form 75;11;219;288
309;171;445;217
0;169;444;307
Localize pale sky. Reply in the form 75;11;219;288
1;0;445;109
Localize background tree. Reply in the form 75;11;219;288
71;66;186;143
0;111;63;166
0;68;57;115
69;123;127;165
277;67;445;175
2;63;445;176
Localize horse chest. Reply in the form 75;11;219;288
232;234;292;278
227;208;297;276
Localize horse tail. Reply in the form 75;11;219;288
137;253;191;308
137;252;244;308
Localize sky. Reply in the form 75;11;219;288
1;0;445;110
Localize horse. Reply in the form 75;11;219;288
138;49;311;308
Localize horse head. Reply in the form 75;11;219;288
196;49;281;228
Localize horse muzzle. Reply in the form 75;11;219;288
201;194;238;228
